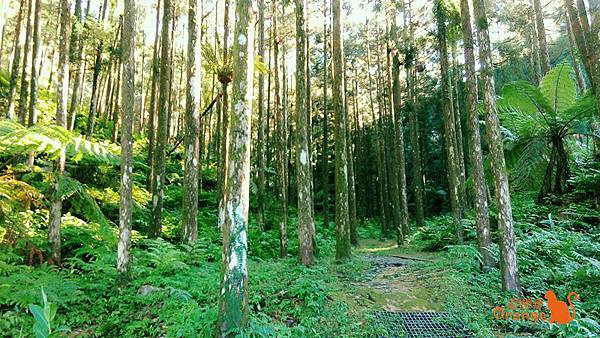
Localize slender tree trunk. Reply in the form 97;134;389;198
49;0;70;266
216;0;255;334
137;35;145;133
182;0;202;243
344;64;358;246
366;31;388;235
86;2;109;137
403;0;425;227
6;0;25;119
321;0;330;228
46;15;62;92
532;0;551;74
112;62;122;143
565;0;595;90
380;90;392;233
217;0;231;224
147;0;161;190
18;0;33;125
390;3;409;241
587;0;600;128
68;0;86;131
332;0;351;260
435;0;463;243
460;0;494;269
150;0;172;238
27;0;41;127
166;17;175;141
256;0;266;229
0;0;5;69
380;25;402;243
117;0;135;284
473;0;523;294
273;0;287;258
295;0;314;266
566;21;586;91
450;43;467;210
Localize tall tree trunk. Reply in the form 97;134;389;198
273;0;287;258
321;0;330;227
344;64;358;246
565;0;595;91
403;0;425;227
147;0;161;190
435;0;463;243
532;0;551;74
380;24;403;244
216;0;255;334
450;43;467;210
86;1;110;137
587;0;600;130
68;0;86;131
6;0;25;119
18;0;33;125
306;16;314;226
460;0;494;269
473;0;523;294
137;34;145;133
217;0;231;224
182;0;202;243
390;2;409;241
527;24;541;85
49;0;70;265
366;31;388;235
332;0;351;260
112;62;122;143
256;0;266;229
46;14;62;92
295;0;314;266
27;0;41;126
150;0;172;238
566;21;586;91
117;0;135;284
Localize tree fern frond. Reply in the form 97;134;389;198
539;62;577;114
506;136;549;190
498;81;552;137
0;120;119;164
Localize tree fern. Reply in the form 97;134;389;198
497;62;597;199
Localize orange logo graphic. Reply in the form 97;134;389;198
545;290;579;324
492;290;579;325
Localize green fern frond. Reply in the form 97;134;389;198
539;62;577;114
0;120;119;164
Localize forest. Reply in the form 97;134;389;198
0;0;599;336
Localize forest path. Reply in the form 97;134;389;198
335;239;473;337
351;239;446;312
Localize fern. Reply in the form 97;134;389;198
0;174;43;210
0;119;119;164
497;62;597;193
539;62;577;114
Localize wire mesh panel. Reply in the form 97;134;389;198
374;311;473;338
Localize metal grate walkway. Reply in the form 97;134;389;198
374;311;473;338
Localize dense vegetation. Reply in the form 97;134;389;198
0;0;599;337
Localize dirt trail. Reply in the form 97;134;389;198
336;239;473;337
352;239;445;313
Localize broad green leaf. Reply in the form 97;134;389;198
29;304;49;329
33;322;49;338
